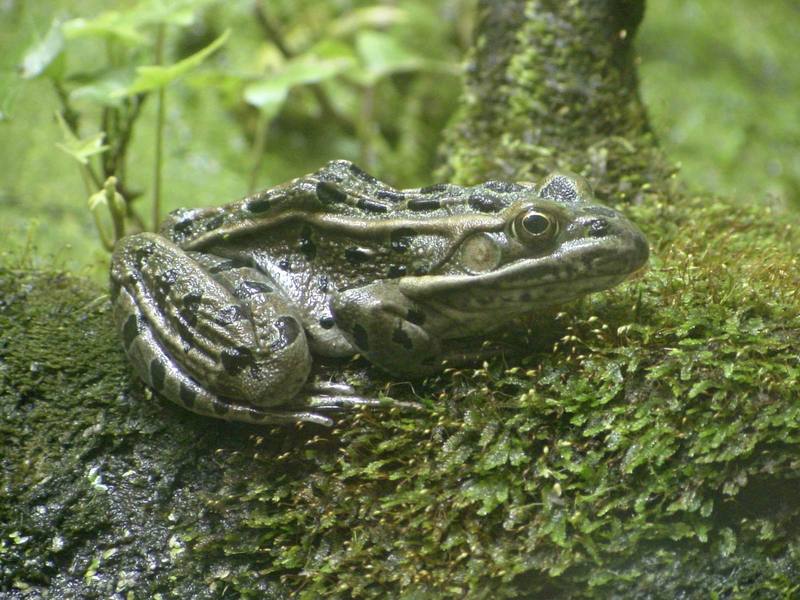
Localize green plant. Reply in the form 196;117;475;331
18;0;469;252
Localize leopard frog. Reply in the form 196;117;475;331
110;160;648;425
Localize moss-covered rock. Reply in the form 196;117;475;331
3;194;799;598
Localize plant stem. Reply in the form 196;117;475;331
152;24;166;232
248;113;269;193
53;80;102;190
253;1;354;135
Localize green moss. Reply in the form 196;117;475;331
0;265;280;597
181;193;800;597
639;0;800;210
3;1;800;597
6;192;797;597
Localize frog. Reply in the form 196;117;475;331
110;160;649;426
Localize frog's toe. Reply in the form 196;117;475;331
303;393;423;412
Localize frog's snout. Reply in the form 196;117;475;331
630;226;650;268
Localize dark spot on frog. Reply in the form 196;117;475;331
235;280;273;298
468;193;501;213
221;346;255;375
483;181;525;193
348;162;379;184
208;258;248;274
352;324;369;351
316;181;347;205
345;247;373;264
377;189;406;202
319;316;336;329
390;228;415;252
519;291;532;302
134;244;155;265
173;218;194;234
318;275;329;292
213;305;245;326
278;258;291;271
387;264;407;278
392;326;414;351
122;314;139;349
356;198;389;213
540;176;578;203
179;293;203;327
407;198;441;211
246;195;272;213
205;214;226;230
299;227;316;260
175;314;197;346
149;358;166;391
412;264;429;276
272;316;301;350
406;308;426;326
179;382;197;408
418;183;453;194
588;218;609;238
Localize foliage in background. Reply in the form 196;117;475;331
0;0;470;277
0;0;798;279
639;0;800;211
11;0;467;251
0;0;797;278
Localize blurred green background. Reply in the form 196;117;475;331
0;0;797;283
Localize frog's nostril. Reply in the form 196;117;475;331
588;218;609;238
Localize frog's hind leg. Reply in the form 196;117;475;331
110;233;330;426
112;283;334;426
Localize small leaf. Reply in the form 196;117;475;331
117;29;230;96
88;177;126;250
353;30;440;84
479;431;510;471
126;0;221;28
459;476;509;515
54;112;109;165
19;20;65;79
242;86;288;119
69;73;131;108
328;7;408;37
62;0;221;44
62;15;145;45
243;54;355;113
688;379;714;399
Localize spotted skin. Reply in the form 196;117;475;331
111;160;649;425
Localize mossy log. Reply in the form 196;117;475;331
2;1;799;597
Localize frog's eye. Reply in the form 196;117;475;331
511;209;558;244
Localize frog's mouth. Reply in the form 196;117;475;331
400;233;649;310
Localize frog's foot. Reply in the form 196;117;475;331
298;381;422;413
113;281;331;426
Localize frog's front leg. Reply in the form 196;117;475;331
331;282;445;378
110;232;327;424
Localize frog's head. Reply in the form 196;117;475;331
400;172;649;316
